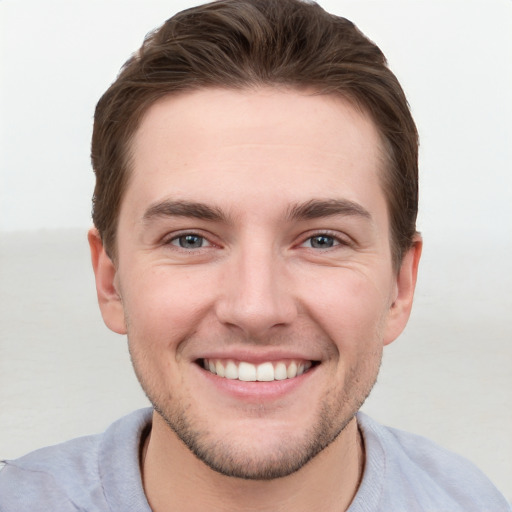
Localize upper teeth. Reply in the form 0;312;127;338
203;359;312;382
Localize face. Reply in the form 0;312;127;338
90;88;420;480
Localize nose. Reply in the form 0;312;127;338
214;243;298;338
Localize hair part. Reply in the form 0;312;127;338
91;0;419;270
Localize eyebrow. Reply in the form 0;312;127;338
141;198;371;225
142;200;227;223
286;199;372;221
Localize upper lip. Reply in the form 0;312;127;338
192;348;322;365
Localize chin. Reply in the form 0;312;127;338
151;396;358;480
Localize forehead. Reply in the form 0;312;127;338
123;87;387;221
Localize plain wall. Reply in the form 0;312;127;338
1;0;511;500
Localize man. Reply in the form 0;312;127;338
0;1;509;510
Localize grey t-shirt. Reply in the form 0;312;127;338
0;408;509;511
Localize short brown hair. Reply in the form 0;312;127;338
91;0;418;268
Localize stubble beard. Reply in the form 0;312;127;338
129;340;382;481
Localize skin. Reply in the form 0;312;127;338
89;88;421;512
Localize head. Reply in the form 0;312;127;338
91;0;418;271
89;0;422;482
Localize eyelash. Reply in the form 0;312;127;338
162;230;351;252
163;231;216;251
299;231;351;250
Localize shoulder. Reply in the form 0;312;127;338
352;412;511;512
0;408;152;512
0;432;103;511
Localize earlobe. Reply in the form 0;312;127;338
88;228;127;335
383;235;422;346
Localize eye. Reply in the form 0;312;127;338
170;233;210;249
302;234;342;249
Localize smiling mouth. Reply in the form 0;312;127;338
200;359;318;382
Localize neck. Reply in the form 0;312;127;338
141;412;365;512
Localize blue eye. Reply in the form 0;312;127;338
302;235;341;249
171;234;207;249
310;235;335;248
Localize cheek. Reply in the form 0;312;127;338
120;267;216;347
298;267;393;345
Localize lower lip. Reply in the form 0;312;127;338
195;363;318;402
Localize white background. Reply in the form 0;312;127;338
1;0;511;500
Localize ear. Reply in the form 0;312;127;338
88;228;127;335
382;235;422;346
